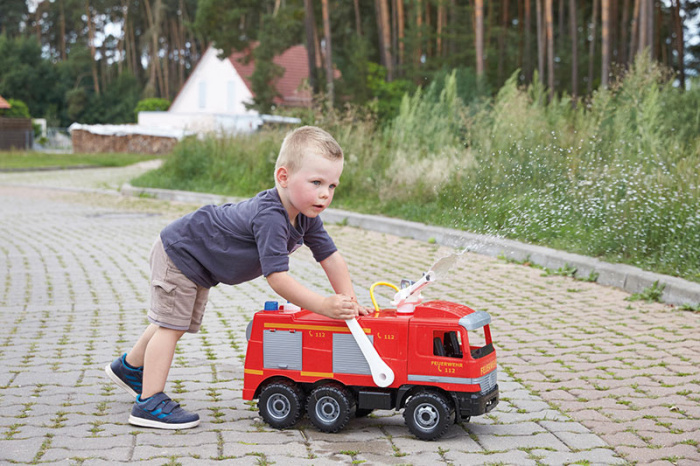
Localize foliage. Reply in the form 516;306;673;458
134;98;171;118
248;10;304;113
0;98;30;118
0;1;29;38
0;34;59;120
193;0;261;57
366;63;414;123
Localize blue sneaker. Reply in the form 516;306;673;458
105;354;143;397
129;392;200;429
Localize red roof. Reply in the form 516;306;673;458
0;96;10;109
230;44;310;107
230;43;338;108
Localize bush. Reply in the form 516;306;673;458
134;98;171;119
0;98;30;118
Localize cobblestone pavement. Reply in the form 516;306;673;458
0;167;698;465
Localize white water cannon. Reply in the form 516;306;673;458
391;270;436;313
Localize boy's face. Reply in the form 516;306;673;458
276;152;343;222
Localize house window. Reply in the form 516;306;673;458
198;81;206;109
227;81;235;112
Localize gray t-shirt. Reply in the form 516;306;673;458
160;188;337;288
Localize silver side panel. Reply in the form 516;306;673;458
333;333;373;375
263;330;302;371
408;369;498;394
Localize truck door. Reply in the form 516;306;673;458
407;324;469;386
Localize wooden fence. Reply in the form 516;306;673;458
0;118;33;150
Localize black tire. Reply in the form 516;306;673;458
403;391;455;440
306;384;354;433
258;381;305;429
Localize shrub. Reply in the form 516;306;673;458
0;98;31;118
134;98;171;119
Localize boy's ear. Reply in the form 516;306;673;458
275;166;289;187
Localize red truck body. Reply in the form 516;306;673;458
243;300;499;440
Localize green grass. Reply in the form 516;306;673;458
0;151;162;170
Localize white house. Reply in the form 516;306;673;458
139;44;313;134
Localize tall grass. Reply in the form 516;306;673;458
133;131;282;196
441;55;700;280
132;55;700;282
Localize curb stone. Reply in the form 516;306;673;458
121;183;700;308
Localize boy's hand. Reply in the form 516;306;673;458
321;294;366;320
350;296;371;316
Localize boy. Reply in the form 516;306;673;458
106;126;368;429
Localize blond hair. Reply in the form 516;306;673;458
275;126;344;175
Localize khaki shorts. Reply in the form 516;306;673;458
148;236;209;333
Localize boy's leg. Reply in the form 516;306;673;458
141;326;186;399
124;323;158;368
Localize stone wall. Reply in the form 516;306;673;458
71;129;178;154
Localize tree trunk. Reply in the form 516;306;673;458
518;0;524;71
354;0;362;35
587;0;598;94
655;0;662;62
143;0;165;97
178;0;186;91
545;0;554;98
415;0;423;69
397;0;405;71
313;17;323;69
392;0;398;68
630;0;640;61
376;0;393;80
620;0;630;64
570;0;578;101
424;0;431;58
304;0;318;93
475;0;484;77
525;0;532;82
601;0;610;88
321;0;334;105
85;1;100;96
498;0;508;83
638;0;652;58
671;0;685;88
536;0;545;84
437;0;445;57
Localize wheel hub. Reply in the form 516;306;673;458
414;403;439;430
267;394;291;420
315;395;340;423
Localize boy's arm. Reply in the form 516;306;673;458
266;270;359;320
320;251;370;316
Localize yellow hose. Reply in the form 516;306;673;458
369;281;399;313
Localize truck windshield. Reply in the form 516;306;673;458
459;311;494;359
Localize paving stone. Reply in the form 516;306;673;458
537;448;627;465
448;449;537;465
478;431;571;451
554;430;611;450
2;178;697;465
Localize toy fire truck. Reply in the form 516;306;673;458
243;263;499;440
